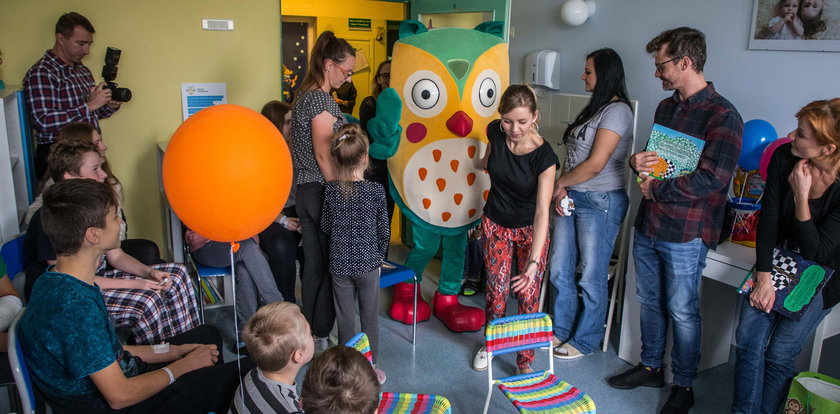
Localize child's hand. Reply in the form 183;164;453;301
173;343;202;358
148;269;173;290
180;344;220;370
130;279;166;293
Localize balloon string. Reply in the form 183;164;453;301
230;243;243;404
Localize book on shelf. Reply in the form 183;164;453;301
207;276;224;303
200;278;219;304
738;246;835;321
644;123;705;180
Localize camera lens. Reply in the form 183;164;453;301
113;87;132;102
113;88;131;102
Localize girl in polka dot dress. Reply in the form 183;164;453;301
321;123;390;384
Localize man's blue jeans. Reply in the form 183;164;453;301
732;293;831;414
633;230;708;387
549;189;628;354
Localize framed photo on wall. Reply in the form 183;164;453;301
749;0;840;51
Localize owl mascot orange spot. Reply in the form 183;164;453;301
367;20;509;332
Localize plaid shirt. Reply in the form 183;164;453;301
23;50;118;144
634;83;743;249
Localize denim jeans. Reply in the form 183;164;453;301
633;230;709;387
732;293;832;414
549;189;628;354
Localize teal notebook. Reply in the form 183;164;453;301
645;124;706;180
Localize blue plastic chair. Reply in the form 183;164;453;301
1;234;26;280
380;261;417;345
8;308;52;414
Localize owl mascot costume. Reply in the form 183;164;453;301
367;20;509;332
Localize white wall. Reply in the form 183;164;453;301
509;0;840;150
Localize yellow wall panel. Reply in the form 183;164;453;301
0;0;282;249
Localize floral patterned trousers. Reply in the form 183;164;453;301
481;216;549;370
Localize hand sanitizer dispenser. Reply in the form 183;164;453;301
525;50;558;89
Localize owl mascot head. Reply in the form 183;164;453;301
367;20;508;332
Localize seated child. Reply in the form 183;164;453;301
301;345;380;414
25;122;163;267
19;178;247;414
24;140;199;344
230;301;313;414
185;230;284;351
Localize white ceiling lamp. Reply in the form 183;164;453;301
560;0;596;27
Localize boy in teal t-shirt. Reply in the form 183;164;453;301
19;179;247;414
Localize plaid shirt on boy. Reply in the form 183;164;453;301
634;82;743;249
23;50;118;145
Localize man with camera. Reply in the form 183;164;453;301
23;12;123;182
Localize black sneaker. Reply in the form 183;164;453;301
461;279;481;296
660;386;694;414
607;363;665;389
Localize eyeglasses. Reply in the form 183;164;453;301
331;60;355;78
654;56;682;73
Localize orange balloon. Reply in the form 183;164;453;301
163;104;292;242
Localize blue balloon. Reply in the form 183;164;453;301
739;119;777;171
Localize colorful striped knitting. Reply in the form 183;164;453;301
376;392;452;414
497;372;596;413
485;313;553;353
484;313;597;413
346;332;373;364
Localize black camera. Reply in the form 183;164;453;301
101;47;132;102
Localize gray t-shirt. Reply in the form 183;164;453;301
565;101;633;192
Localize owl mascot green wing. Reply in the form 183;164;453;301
368;20;509;332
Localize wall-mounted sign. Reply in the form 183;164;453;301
349;18;371;31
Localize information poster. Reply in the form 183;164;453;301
181;83;227;120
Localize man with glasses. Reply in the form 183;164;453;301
607;27;743;414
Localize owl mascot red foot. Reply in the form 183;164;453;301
367;20;509;332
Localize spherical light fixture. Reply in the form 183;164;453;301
560;0;593;27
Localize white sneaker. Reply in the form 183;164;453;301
553;343;585;360
473;345;489;371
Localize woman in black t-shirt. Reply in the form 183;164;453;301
472;85;558;374
733;98;840;413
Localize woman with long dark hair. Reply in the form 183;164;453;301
549;48;633;359
291;31;356;351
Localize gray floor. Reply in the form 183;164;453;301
206;244;737;413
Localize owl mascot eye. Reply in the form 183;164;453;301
367;20;509;332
